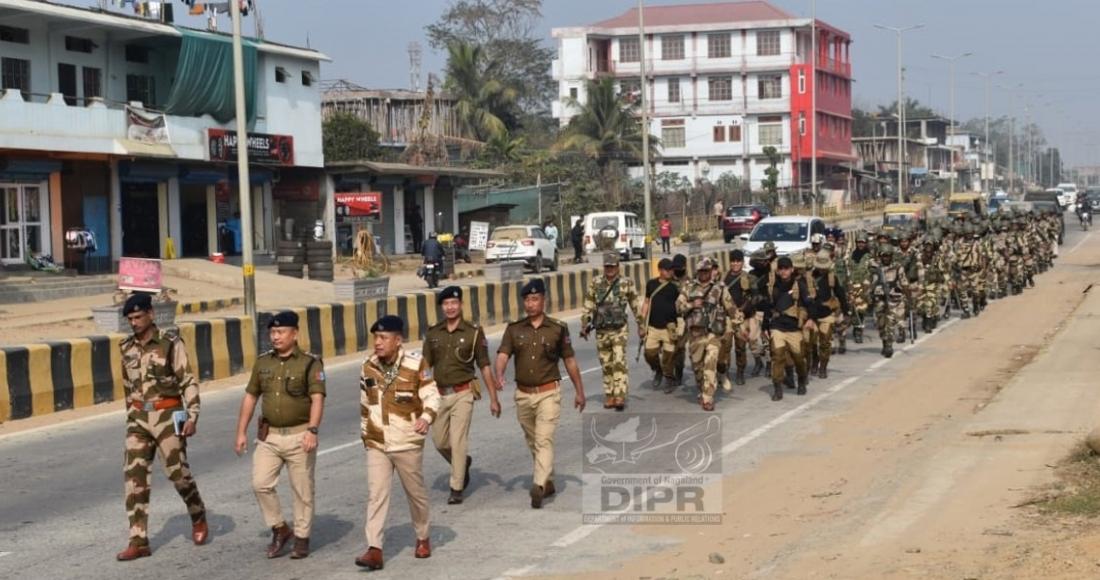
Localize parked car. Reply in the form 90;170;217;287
722;205;770;242
1045;187;1071;210
740;215;826;256
1085;188;1100;214
947;193;987;218
485;225;557;272
986;194;1010;215
582;211;646;259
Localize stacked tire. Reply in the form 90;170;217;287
306;240;334;282
276;240;305;278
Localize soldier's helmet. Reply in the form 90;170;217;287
855;231;869;243
763;241;777;252
878;245;895;258
810;233;826;246
696;257;716;271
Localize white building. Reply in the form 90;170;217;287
0;0;328;270
551;1;854;196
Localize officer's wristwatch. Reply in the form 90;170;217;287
307;426;319;435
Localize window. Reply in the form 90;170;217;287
661;119;685;148
798;70;806;94
758;117;783;146
662;35;684;60
756;30;781;56
274;67;288;83
620;78;641;100
708;76;732;101
125;44;150;64
707;33;731;58
798;112;806;136
667;77;681;103
758;75;782;99
728;125;742;142
301;70;314;87
126;74;157;107
1;57;31;99
619;37;640;63
713;125;726;143
82;67;102;102
569;87;578;100
0;25;30;45
65;36;95;53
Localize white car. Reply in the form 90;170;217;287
582;211;646;260
740;215;826;257
485;225;557;272
1046;187;1072;209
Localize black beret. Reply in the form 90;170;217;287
122;293;153;315
776;256;794;269
520;278;546;297
657;258;674;270
370;315;405;334
729;249;744;261
268;310;299;329
437;285;462;305
671;254;688;268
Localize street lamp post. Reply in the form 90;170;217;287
997;82;1023;195
638;0;652;261
875;23;924;203
810;0;817;216
972;70;1003;193
931;52;972;196
230;0;255;320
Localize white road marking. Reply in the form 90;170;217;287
0;552;11;558
1069;231;1093;254
868;358;890;370
317;440;363;457
495;564;538;579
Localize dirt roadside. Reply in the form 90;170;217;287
560;234;1100;580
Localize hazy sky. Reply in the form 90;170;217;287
65;0;1100;165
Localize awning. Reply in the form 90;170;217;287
228;167;273;185
116;139;177;159
119;160;177;183
327;160;504;179
0;157;62;179
178;165;228;185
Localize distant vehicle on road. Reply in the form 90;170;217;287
722;205;770;243
947;193;987;218
1046;187;1072;209
740;215;826;256
582;211;645;260
485;225;558;272
987;194;1011;214
1055;182;1079;208
882;202;929;233
1085;188;1100;214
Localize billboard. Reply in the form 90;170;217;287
336;192;383;221
208;129;294;166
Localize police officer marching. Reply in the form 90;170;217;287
117;293;208;561
676;257;739;411
641;257;681;394
423;286;501;505
581;252;644;411
356;315;441;570
495;279;586;509
234;311;326;559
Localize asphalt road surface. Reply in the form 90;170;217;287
0;223;1087;580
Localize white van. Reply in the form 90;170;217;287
1055;183;1078;208
740;215;826;256
583;211;646;259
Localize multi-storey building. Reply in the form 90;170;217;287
0;0;328;271
551;1;854;197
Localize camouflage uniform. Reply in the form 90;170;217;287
676;259;739;408
723;267;757;385
916;245;946;331
121;328;206;549
954;228;983;317
869;248;910;357
832;245;851;354
582;269;642;407
843;239;874;343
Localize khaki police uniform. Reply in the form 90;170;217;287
423;318;490;492
246;346;326;539
498;315;574;488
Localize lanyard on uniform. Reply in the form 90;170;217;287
455;326;481;364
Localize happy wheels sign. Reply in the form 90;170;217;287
118;257;163;293
208;129;294;166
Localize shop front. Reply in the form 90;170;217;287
0;157;60;268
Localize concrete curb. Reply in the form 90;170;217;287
176;297;243;315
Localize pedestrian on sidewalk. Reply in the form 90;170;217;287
496;279;586;508
659;215;673;254
571;217;585;263
355;315;440;570
423;286;501;505
117;293;208;561
234;311;326;559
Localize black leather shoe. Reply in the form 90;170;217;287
448;488;464;505
771;382;783;401
530;485;544;509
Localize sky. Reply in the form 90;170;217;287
64;0;1100;166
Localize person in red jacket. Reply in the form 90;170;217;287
658;215;673;254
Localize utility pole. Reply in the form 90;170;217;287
972;70;1002;192
875;23;923;203
230;0;255;320
638;0;652;260
810;0;817;216
931;52;972;196
998;82;1022;195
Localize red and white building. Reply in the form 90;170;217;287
551;1;854;196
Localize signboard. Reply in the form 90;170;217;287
208;129;295;166
273;179;320;202
125;106;170;144
118;257;163;293
468;221;490;251
335;192;383;221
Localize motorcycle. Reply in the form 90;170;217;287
1079;204;1092;232
418;259;441;289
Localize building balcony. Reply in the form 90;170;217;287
816;55;851;77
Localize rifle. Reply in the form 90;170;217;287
583;277;621;336
907;293;917;344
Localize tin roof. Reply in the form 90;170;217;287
590;1;794;29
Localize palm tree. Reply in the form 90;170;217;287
555;78;657;203
444;42;518;142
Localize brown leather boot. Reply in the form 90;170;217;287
289;536;310;559
266;524;293;558
116;544;152;561
191;518;209;546
530;484;545;509
544;480;556;497
355;547;383;570
414;538;432;559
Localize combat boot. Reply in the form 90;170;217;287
734;367;745;386
853;327;863;344
837;334;847;354
783;367;796;389
817;361;828;379
750;356;764;377
1027;275;1035;288
771;381;784;401
721;374;733;392
796;375;808;396
881;341;894;358
663;376;677;394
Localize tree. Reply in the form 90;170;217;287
478;132;525;167
444;41;520;141
761;146;781;208
426;0;555;113
322;111;383;162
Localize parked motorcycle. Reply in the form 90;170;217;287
419;259;441;289
1079;203;1092;231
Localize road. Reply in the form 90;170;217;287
0;222;1087;580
